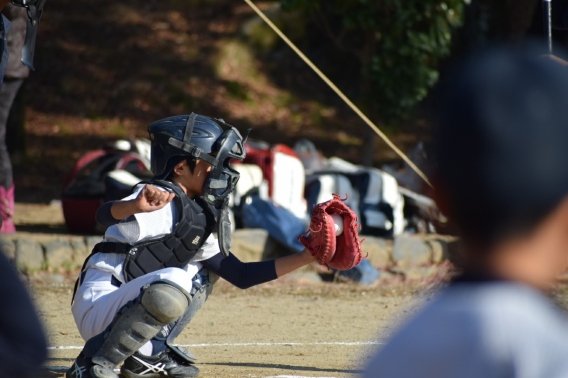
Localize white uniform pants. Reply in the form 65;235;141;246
71;265;199;342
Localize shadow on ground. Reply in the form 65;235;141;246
205;361;363;375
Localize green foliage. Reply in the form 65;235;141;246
280;0;467;122
224;80;251;101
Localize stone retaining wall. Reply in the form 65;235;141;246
0;229;459;275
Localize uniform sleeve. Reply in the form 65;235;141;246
133;187;177;241
96;201;119;227
96;186;145;227
201;252;277;289
191;234;221;262
98;185;176;243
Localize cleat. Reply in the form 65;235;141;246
66;352;118;378
121;349;199;378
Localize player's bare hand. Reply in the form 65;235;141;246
135;184;175;212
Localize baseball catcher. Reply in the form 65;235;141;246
66;113;318;378
299;193;364;271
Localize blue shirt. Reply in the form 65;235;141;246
0;14;11;85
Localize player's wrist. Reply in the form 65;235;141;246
111;199;140;219
301;249;317;263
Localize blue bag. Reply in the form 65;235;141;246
241;194;307;253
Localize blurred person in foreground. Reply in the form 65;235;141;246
0;1;48;377
0;0;45;233
364;46;568;377
0;3;30;233
0;250;47;377
0;0;9;80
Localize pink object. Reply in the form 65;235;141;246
0;184;15;233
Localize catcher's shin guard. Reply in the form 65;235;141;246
165;270;215;363
91;280;191;371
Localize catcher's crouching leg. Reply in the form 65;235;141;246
168;270;215;360
120;269;217;378
66;280;190;378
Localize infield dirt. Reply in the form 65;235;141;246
31;275;442;378
12;203;444;377
19;203;568;377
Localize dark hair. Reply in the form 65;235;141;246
434;45;568;249
166;157;197;180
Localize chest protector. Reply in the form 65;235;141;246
91;180;217;283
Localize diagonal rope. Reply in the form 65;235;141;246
243;0;433;188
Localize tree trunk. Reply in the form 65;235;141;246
361;126;376;167
358;69;378;167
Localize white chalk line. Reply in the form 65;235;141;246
46;342;377;377
48;341;382;350
44;366;336;378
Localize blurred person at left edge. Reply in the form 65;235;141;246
0;1;49;377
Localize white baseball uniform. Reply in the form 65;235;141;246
71;185;220;354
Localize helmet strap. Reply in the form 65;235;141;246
217;200;232;257
167;138;218;166
183;113;197;144
167;112;218;166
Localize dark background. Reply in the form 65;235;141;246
6;0;568;203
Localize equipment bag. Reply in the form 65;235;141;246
241;193;306;253
305;172;361;220
243;142;307;220
305;169;404;238
61;148;150;234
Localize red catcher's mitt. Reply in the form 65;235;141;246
299;194;364;270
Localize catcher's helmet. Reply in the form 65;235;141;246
148;113;246;208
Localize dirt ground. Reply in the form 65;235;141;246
30;277;568;378
13;202;438;377
14;202;568;377
30;275;439;378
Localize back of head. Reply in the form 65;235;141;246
435;46;568;248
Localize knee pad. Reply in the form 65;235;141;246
141;280;191;324
90;280;191;370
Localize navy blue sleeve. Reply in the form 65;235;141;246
201;252;278;289
96;201;120;227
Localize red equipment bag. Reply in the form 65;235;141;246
61;149;149;234
242;142;307;219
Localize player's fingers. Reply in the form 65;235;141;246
136;185;151;206
137;185;175;211
155;186;174;200
158;192;175;206
139;185;152;201
137;185;160;209
144;184;160;199
148;191;175;208
157;190;170;201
